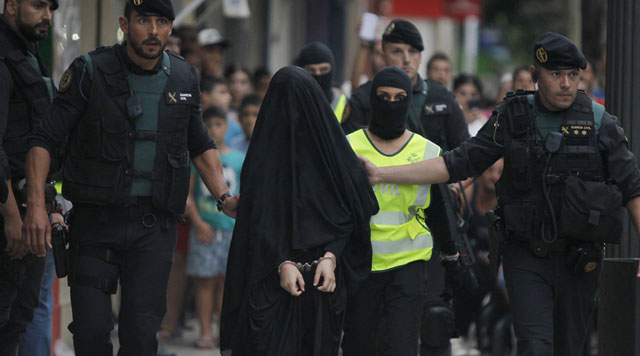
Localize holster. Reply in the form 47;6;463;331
486;210;505;279
51;224;69;278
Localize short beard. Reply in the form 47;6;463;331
16;11;50;41
129;36;165;60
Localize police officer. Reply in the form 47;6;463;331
342;66;462;356
343;19;468;149
0;0;59;354
345;19;469;356
359;32;640;356
22;1;238;355
296;41;349;123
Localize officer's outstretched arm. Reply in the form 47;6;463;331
192;148;239;218
23;146;52;257
358;155;450;185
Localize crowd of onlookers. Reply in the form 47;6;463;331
153;23;605;355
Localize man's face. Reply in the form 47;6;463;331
202;83;231;110
302;63;331;76
205;116;228;143
239;104;260;139
120;11;173;60
427;59;451;86
8;0;54;41
229;70;251;101
533;66;580;111
382;42;421;84
454;83;480;110
201;45;224;76
513;70;535;91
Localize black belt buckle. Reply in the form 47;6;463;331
142;213;157;228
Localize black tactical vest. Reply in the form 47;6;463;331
496;90;605;242
62;46;194;214
0;34;55;180
407;78;454;149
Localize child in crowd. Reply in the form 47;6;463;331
185;106;245;349
229;94;261;154
200;76;243;145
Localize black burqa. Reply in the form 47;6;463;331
220;66;378;356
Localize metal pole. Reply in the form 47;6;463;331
605;0;640;258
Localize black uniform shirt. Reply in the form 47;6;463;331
443;97;640;203
28;42;216;159
345;74;469;150
0;15;43;180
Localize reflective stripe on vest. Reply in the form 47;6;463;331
332;94;347;123
347;129;442;271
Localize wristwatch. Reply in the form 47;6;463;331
216;192;232;212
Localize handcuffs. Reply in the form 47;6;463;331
278;255;337;274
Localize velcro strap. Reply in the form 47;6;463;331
562;145;596;154
132;131;169;141
73;273;118;294
564;119;592;126
77;245;122;264
124;169;154;180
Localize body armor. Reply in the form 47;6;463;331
62;46;196;214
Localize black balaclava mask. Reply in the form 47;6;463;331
296;42;335;101
369;66;413;140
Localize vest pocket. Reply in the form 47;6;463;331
505;141;531;191
77;119;101;159
503;202;537;241
101;116;128;161
166;152;190;214
558;176;623;243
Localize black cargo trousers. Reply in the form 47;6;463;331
0;203;46;356
66;199;177;356
0;233;45;356
502;241;599;356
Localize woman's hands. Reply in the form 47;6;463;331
279;262;304;296
314;252;336;293
279;252;338;296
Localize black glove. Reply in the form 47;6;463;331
440;258;465;302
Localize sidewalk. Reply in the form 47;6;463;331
110;320;221;356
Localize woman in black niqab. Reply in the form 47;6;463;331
220;66;378;356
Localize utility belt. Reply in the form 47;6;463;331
488;210;603;275
56;197;178;291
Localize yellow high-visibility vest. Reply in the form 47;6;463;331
347;129;441;272
332;93;347;123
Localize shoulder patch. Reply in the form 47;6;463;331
58;68;73;93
